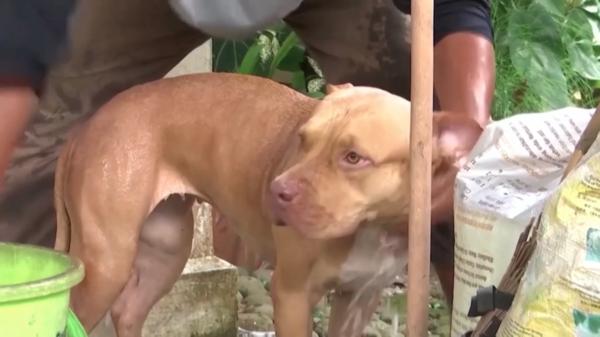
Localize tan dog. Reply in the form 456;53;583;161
55;73;481;337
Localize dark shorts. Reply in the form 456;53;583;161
430;222;455;265
0;0;491;265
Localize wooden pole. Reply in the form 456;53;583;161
406;0;434;335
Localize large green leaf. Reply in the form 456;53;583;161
508;5;571;109
236;43;262;75
276;44;306;72
307;77;325;93
262;23;305;73
306;91;325;99
268;32;299;78
261;21;288;39
563;8;600;79
534;0;566;16
581;0;600;44
213;38;256;72
290;71;307;92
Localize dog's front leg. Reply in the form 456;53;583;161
327;289;382;337
271;264;313;337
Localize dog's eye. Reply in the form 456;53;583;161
340;151;372;169
344;151;361;164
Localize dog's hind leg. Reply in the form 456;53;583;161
109;195;195;337
68;184;152;333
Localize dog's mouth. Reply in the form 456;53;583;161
268;187;364;238
271;199;326;228
276;210;361;239
293;220;359;240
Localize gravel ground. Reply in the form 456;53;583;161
236;267;450;337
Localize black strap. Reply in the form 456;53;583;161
467;286;514;317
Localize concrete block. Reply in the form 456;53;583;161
142;256;237;337
142;202;238;337
90;203;238;337
165;42;213;78
90;204;238;337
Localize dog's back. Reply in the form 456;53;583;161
80;73;315;169
54;73;318;252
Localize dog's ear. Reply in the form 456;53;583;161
325;83;353;95
432;112;483;167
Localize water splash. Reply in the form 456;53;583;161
338;232;408;337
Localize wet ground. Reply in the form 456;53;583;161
236;267;451;336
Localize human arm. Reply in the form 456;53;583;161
393;0;495;128
432;0;495;128
0;0;77;188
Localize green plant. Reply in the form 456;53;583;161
212;23;325;99
214;1;600;116
492;0;600;119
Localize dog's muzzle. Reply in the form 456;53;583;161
269;178;300;226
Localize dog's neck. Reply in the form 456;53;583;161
264;97;317;176
259;107;315;218
336;220;409;293
359;212;410;235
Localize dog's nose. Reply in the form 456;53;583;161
270;178;299;204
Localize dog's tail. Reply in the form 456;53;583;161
53;132;78;253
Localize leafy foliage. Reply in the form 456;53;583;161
213;1;600;115
212;23;325;99
493;0;600;119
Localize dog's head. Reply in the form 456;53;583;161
269;83;482;239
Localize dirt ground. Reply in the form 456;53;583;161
236;267;451;337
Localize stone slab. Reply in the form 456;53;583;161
143;256;237;337
90;256;238;337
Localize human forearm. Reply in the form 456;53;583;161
434;32;495;128
431;0;495;128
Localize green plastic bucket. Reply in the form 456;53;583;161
0;242;86;337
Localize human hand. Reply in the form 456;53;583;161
430;112;484;226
